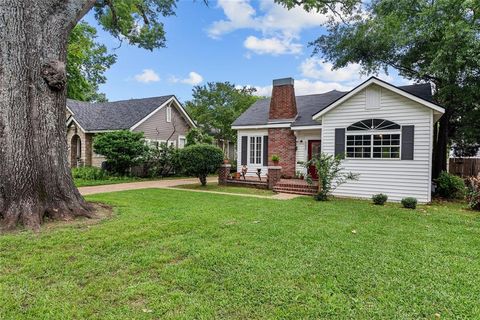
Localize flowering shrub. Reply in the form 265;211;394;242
466;174;480;211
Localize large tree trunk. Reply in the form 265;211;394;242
432;110;450;179
0;0;96;230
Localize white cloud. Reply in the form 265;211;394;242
300;57;394;83
208;0;331;56
133;69;160;83
170;72;204;85
244;36;302;55
247;79;352;97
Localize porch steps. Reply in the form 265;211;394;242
273;180;317;195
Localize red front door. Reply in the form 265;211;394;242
308;140;321;180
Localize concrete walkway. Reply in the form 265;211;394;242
79;177;300;200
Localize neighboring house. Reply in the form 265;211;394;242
232;77;445;203
66;95;196;168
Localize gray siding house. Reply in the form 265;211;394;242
66;95;196;168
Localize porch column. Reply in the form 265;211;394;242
267;166;282;190
218;164;231;185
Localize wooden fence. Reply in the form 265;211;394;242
449;158;480;177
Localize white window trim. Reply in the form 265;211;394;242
247;135;263;165
166;106;172;123
178;135;186;149
345;131;402;160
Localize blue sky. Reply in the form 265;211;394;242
84;0;409;103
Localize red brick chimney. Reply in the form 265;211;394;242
269;78;297;120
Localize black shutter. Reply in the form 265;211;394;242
241;136;248;165
335;128;346;158
263;136;269;166
401;125;414;160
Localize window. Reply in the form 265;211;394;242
166;106;172;123
345;119;401;159
373;134;400;158
347;119;400;131
249;136;262;164
178;136;186;149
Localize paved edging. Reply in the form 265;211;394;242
78;177;300;200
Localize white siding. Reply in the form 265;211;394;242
322;86;433;203
294;129;321;175
237;129;268;176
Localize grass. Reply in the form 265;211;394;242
173;183;275;196
1;190;480;319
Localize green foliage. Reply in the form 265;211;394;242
185;128;214;146
144;142;181;177
283;0;480;164
67;22;116;102
436;171;466;200
185;82;260;143
372;193;388;205
179;144;224;185
466;175;480;211
271;154;280;162
305;152;359;201
93;130;149;175
93;0;177;51
401;197;417;210
71;166;108;180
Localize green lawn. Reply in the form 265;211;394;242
173;183;275;196
1;190;479;319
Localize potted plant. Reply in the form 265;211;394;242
223;157;229;164
234;172;241;179
271;154;280;166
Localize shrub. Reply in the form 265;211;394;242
436;171;466;199
185;128;214;146
144;142;181;177
372;193;388;205
401;197;417;209
179;144;224;185
72;166;108;180
93;130;149;175
466;174;480;211
304;152;359;201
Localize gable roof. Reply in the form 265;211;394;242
232;78;442;129
312;77;444;120
67;95;194;132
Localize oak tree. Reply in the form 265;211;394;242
0;0;176;230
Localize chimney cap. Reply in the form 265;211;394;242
272;77;294;86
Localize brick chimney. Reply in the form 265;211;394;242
269;78;297;120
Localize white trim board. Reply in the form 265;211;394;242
312;77;445;120
130;96;197;131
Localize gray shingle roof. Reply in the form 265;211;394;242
233;82;434;127
67;96;173;131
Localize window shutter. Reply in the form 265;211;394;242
241;136;248;165
401;125;414;160
335;128;346;158
263;136;269;166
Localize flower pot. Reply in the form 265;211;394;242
273;160;279;166
223;159;229;164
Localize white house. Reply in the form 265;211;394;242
232;77;445;203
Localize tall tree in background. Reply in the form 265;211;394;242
67;22;116;102
0;0;177;230
186;82;259;155
278;0;480;177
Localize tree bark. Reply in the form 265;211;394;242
0;0;96;230
432;111;450;179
